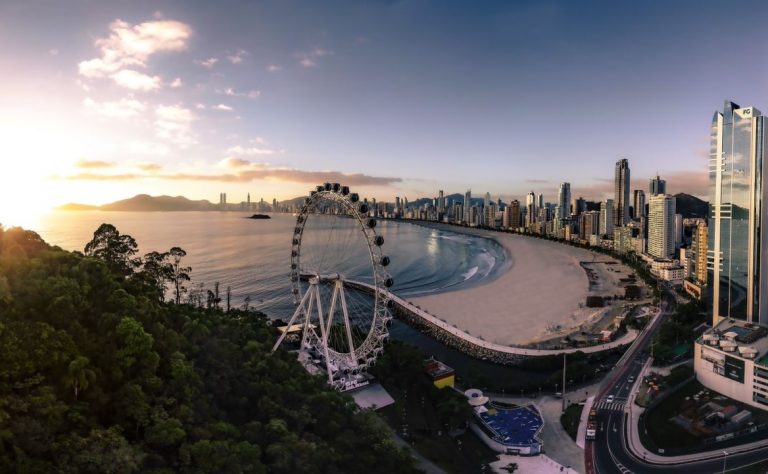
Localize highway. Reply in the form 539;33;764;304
586;301;768;473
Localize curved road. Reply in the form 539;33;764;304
588;302;768;473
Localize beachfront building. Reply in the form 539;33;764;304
615;158;631;226
633;189;646;219
648;194;676;259
708;101;768;326
695;100;768;410
579;211;599;240
464;190;472;224
508;200;521;229
599;199;615;236
558;182;571;220
525;191;536;227
613;226;634;254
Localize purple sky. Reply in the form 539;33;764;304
2;0;767;216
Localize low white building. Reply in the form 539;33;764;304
658;266;685;285
694;319;768;410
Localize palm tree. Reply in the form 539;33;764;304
64;356;96;401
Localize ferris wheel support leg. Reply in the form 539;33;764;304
325;280;341;338
301;285;316;349
338;284;357;366
272;287;313;352
313;286;335;385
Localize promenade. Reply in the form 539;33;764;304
348;280;638;361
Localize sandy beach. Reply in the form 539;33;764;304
407;224;609;347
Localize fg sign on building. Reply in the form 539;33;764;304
724;355;745;383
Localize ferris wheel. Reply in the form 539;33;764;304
272;182;393;391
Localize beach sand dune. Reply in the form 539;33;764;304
408;228;598;346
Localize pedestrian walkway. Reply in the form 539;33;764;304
491;453;578;474
347;280;639;359
593;400;625;411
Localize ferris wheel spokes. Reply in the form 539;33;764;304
272;182;393;392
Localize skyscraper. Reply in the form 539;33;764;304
647;194;676;259
558;182;571;220
463;190;472;224
649;174;666;196
438;189;445;214
573;197;586;217
633;190;646;219
709;100;768;325
614;158;630;226
693;222;708;285
509;200;521;229
599;199;614;236
525;191;536;226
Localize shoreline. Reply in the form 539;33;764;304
397;222;606;347
395;220;514;296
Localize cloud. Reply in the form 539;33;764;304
75;159;115;169
154;104;196;146
295;48;333;68
78;19;191;78
227;145;275;155
169;77;183;88
267;64;282;72
525;179;550;184
65;163;402;186
136;162;162;171
195;57;218;68
213;104;233;111
223;157;253;168
195;103;206;110
49;48;59;56
83;97;145;118
227;49;248;64
110;69;161;91
223;87;260;99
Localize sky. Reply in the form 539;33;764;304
2;0;768;225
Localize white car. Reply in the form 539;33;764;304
606;395;615;403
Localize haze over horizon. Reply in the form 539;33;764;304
4;0;767;225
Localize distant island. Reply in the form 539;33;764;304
246;214;271;219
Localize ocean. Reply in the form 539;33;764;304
27;211;565;389
33;211;505;317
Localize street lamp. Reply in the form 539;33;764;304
722;450;729;474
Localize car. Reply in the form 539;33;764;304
628;376;635;383
606;395;615;403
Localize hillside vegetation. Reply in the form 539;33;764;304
0;224;417;473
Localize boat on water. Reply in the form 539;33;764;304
246;214;271;219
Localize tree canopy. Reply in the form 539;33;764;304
0;224;418;473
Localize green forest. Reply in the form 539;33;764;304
0;224;419;473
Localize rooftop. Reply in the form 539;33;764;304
699;318;768;363
424;358;454;378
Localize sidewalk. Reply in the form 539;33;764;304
490;454;578;474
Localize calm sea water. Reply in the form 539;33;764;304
34;211;504;317
29;211;569;389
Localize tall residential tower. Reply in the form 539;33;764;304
615;158;631;226
708;101;768;325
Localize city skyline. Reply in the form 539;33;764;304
5;0;768;226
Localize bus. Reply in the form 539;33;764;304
586;423;597;441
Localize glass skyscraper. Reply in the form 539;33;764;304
709;100;768;325
614;158;630;226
